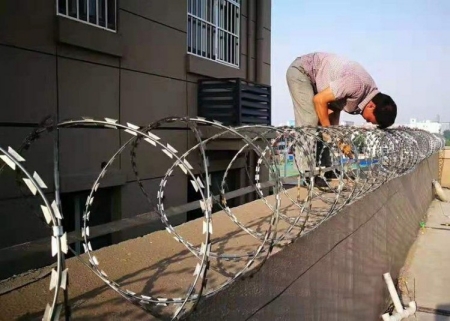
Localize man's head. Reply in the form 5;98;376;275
362;93;397;129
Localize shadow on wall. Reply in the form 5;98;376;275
433;304;450;321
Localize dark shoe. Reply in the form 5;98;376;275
299;177;310;187
325;170;341;180
313;176;328;188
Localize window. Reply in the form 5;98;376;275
187;0;240;67
61;187;118;255
57;0;117;32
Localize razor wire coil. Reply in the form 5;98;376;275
0;116;445;321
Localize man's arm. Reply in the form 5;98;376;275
312;87;336;127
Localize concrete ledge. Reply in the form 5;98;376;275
189;154;439;320
56;16;123;57
440;147;450;188
186;54;245;79
0;154;439;320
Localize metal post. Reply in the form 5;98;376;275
74;195;81;255
53;127;71;321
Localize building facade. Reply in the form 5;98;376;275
407;118;441;134
0;0;272;277
340;120;355;126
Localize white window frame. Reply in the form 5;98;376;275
56;0;117;33
187;0;241;68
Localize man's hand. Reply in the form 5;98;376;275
322;133;354;158
322;132;332;143
338;141;354;159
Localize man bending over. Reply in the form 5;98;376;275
286;52;397;186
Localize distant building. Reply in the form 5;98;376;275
287;120;295;127
278;120;295;127
407;118;442;134
441;122;450;133
340;120;355;126
361;122;377;129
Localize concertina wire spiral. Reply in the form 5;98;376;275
0;116;445;320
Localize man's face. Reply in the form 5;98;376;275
362;101;377;124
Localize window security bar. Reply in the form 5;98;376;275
57;0;117;32
188;0;240;67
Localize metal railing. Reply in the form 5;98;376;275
57;0;117;32
188;0;240;67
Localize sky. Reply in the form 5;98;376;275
270;0;450;126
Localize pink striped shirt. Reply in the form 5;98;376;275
298;52;380;114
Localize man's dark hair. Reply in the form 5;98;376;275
372;93;397;129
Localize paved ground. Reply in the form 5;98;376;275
400;189;450;321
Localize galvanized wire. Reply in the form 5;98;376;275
0;117;445;321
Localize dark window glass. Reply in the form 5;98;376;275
107;0;116;30
58;0;67;15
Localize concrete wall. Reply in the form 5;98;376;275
188;154;439;321
440;147;450;188
0;154;440;320
0;0;271;266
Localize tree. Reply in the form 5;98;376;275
443;130;450;146
352;135;366;153
444;130;450;140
